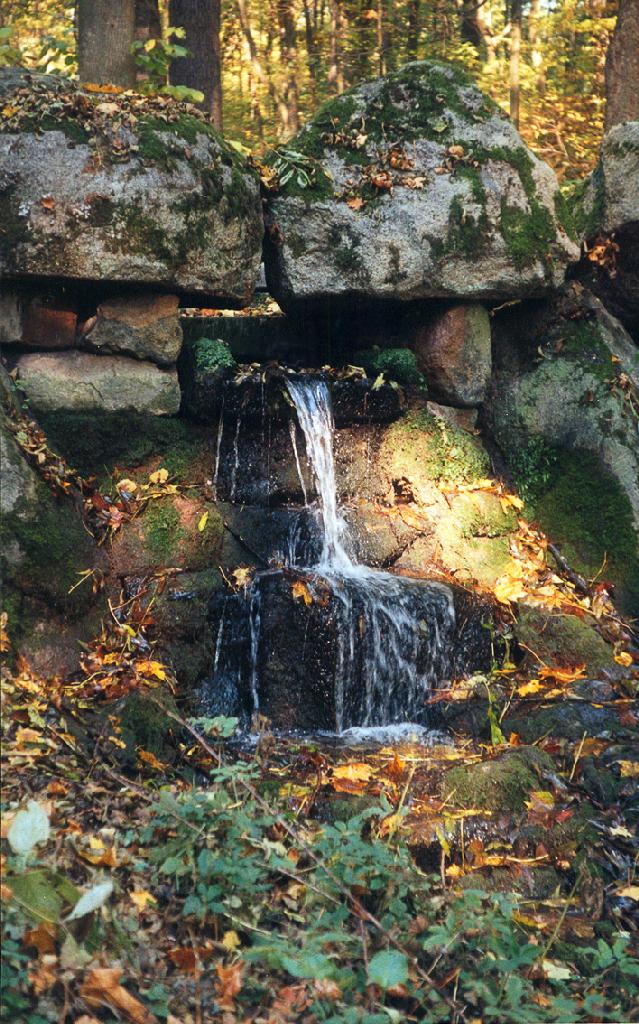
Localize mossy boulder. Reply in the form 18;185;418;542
109;494;224;575
514;606;618;676
377;406;491;502
441;746;554;812
118;686;180;761
264;60;577;313
0;70;263;305
489;286;639;609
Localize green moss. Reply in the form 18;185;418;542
113;201;175;264
561;321;615;382
119;687;179;757
499;198;555;268
191;337;236;374
447;195;489;257
353;347;426;390
565;167;605;240
515;606;616;674
382;408;490;486
455;493;517;539
554;188;578;242
441;747;554;812
142;500;187;562
530;450;639;614
12;113;90;145
37;411;208;481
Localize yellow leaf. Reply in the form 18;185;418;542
222;930;241;951
517;679;541;696
291;579;313;605
538;664;586;684
149;468;169;485
614;651;633;667
136;659;167;681
333;762;372;782
116;478;137;493
346;196;364;211
231;566;252;590
197;511;209;532
617;885;639;901
138;749;167;771
616;760;639;777
130;890;156;910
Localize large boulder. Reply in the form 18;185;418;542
573;122;639;335
0;71;263;305
489;284;639;612
15;350;181;415
264;60;577;313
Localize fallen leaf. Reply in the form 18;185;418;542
81;967;157;1024
149;468;169;485
346;196;364;211
614;651;633;667
8;801;50;856
168;947;197;973
216;961;243;1009
616;760;639;777
130;890;156;911
617;885;639;901
222;930;241;951
198;511;209;532
291;579;313;606
138;749;168;771
66;881;113;921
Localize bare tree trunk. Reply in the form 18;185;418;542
135;0;162;42
604;0;639;130
237;0;287;128
328;0;345;93
277;0;300;134
169;0;223;130
77;0;136;87
509;0;522;128
302;0;321;102
406;0;420;60
528;0;545;94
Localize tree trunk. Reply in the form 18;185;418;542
77;0;136;87
509;0;522;128
406;0;420;60
604;0;639;130
302;0;321;102
328;0;345;93
277;0;300;135
135;0;162;42
168;0;223;130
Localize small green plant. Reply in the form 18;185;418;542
270;148;321;189
509;436;559;502
354;346;428;390
132;28;204;105
192;337;236;373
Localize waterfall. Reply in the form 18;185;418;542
204;374;477;735
286;378;353;571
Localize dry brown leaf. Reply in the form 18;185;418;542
80;967;157;1024
216;961;243;1009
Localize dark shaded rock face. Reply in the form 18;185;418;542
204;569;493;732
573;121;639;336
264;60;577;314
0;70;263;305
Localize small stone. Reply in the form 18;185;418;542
83;293;182;367
15;351;181;416
415;304;492;407
426;400;478;432
0;287;77;349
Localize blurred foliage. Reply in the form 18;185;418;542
0;0;618;177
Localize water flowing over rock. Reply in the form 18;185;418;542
264;60;577;314
0;71;263;305
203;375;492;732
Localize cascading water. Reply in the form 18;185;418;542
203;373;484;733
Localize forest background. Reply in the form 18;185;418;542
0;0;628;183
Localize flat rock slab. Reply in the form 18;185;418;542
16;350;180;415
264;60;577;313
0;71;263;304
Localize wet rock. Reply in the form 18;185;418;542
15;350;181;415
571;678;616;702
414;303;491;407
206;569;493;732
331;377;406;424
440;746;554;812
502;701;633;743
264;60;577;314
182;313;317;365
514;605;618;677
82;293;182;367
0;71;263;304
0;285;77;349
